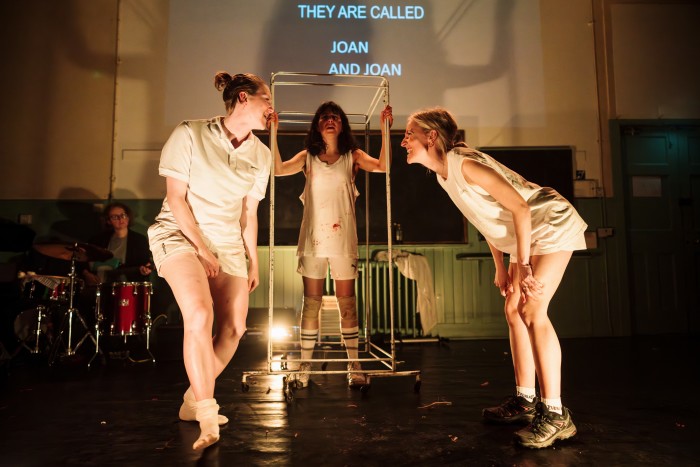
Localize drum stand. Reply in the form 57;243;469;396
21;305;49;354
48;251;104;367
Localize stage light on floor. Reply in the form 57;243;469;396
270;326;292;341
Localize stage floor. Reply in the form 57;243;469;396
1;334;698;466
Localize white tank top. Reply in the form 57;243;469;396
297;152;359;258
437;148;587;256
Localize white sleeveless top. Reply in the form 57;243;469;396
437;148;587;256
297;152;360;258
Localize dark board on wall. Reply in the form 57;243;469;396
477;146;575;203
255;136;575;246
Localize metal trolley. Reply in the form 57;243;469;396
241;72;421;402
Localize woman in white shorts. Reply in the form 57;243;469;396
148;71;273;450
401;107;587;449
271;101;392;388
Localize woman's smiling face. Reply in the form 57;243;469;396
401;119;430;164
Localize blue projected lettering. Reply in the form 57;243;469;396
297;3;421;77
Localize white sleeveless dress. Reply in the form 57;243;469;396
437;148;587;256
297;152;360;258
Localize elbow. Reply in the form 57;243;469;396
517;202;531;220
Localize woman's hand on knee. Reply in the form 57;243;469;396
518;263;543;303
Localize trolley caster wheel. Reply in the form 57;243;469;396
321;362;328;371
413;380;422;394
283;382;295;403
360;384;371;395
241;382;250;392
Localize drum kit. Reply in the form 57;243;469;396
16;241;156;367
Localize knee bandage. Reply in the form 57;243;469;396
301;295;322;324
337;296;357;322
300;296;322;359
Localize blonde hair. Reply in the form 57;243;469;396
408;107;467;154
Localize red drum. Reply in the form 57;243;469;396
97;282;152;336
49;279;70;301
22;275;74;302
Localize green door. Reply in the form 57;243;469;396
622;124;700;334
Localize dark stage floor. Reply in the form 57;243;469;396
1;333;698;466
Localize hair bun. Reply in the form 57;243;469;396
214;71;232;91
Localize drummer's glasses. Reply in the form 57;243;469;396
109;213;128;221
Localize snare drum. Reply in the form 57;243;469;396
96;282;152;336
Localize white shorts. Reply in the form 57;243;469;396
148;226;248;278
297;256;358;280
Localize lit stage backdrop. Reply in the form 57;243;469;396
164;0;544;128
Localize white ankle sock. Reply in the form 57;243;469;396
542;397;563;414
516;386;536;402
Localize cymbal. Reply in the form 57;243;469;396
34;241;113;262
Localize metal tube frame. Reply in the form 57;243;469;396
242;72;420;397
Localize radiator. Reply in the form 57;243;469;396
358;261;420;339
319;260;421;340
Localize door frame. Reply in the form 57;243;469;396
611;119;700;335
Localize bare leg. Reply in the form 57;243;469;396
504;263;536;389
160;253;216;400
179;272;247;424
514;251;572;400
210;272;250;377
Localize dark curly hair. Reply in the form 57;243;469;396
305;101;359;156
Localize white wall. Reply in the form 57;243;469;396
0;0;118;200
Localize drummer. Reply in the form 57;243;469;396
82;202;152;285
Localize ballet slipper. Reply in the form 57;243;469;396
193;398;220;451
179;387;229;425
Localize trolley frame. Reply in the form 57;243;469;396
241;72;421;400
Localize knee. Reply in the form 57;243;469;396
301;295;322;322
503;297;521;326
337;295;357;321
182;304;214;335
517;303;545;328
217;322;246;341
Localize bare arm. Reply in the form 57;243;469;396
353;105;393;173
268;111;307;176
240;195;261;292
274;148;307;176
461;159;542;300
461;159;531;264
486;240;512;297
166;176;220;277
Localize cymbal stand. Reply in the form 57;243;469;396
49;244;103;367
143;285;156;364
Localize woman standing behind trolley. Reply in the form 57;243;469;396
148;72;273;450
272;101;392;388
401;107;586;449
